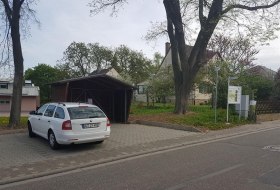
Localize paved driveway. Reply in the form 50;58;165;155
0;124;196;168
0;124;198;184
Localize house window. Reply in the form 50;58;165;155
198;83;210;94
0;83;8;89
0;100;10;104
137;85;147;94
24;83;32;87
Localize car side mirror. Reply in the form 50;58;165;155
29;111;36;115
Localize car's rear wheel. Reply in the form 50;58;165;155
28;122;35;138
48;131;59;150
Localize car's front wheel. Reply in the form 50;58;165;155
28;122;36;138
48;131;59;150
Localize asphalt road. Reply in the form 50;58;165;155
2;127;280;190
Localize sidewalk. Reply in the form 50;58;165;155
0;121;280;185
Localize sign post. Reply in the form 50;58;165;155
214;66;220;123
227;85;242;123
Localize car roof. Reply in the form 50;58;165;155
46;102;98;108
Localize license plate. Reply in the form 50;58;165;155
82;123;99;129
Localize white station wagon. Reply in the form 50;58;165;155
28;102;111;149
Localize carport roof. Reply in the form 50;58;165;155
50;74;135;89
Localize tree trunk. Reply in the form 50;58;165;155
164;0;192;114
8;1;24;128
164;0;222;114
174;70;197;114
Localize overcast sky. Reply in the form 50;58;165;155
22;0;279;72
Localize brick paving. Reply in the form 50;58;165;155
0;121;280;185
0;124;198;184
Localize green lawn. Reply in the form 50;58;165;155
0;117;28;129
130;102;174;115
130;102;252;130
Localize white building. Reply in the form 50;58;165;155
0;79;40;116
135;42;221;105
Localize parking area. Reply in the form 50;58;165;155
0;124;199;183
0;124;196;168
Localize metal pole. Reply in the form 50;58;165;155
239;102;241;120
239;87;242;121
215;68;219;123
215;85;217;123
226;77;229;123
124;89;127;123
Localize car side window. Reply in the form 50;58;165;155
44;105;56;117
54;107;65;119
37;104;48;115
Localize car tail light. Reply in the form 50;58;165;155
62;120;72;130
106;118;111;128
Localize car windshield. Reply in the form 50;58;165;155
67;106;106;119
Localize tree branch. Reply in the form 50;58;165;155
1;0;12;23
222;0;280;15
199;0;203;25
199;0;206;26
20;0;25;7
89;0;127;15
164;0;182;74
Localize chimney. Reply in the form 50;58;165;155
165;42;171;56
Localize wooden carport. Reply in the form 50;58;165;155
50;74;134;123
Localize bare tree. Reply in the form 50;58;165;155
0;0;37;127
89;0;280;114
208;34;259;74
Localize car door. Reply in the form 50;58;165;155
52;106;66;137
30;104;48;135
40;105;57;138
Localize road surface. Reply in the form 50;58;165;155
1;124;280;190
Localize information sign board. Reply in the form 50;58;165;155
228;86;242;104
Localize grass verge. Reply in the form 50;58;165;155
0;117;28;131
129;103;252;130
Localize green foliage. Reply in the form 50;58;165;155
273;68;280;100
207;60;232;108
147;66;174;103
57;43;156;85
25;64;68;104
0;117;28;129
56;42;114;77
113;45;155;85
215;80;228;108
207;44;274;105
130;103;251;130
239;74;274;101
170;108;249;130
151;52;163;72
131;102;174;115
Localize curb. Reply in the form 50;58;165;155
0;129;27;136
132;120;203;133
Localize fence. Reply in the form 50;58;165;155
256;101;280;114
